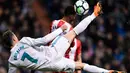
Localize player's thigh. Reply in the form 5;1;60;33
50;36;70;56
50;57;75;72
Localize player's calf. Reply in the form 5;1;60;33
75;62;126;73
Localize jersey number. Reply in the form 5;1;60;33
21;52;38;63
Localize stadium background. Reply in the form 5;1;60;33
0;0;130;73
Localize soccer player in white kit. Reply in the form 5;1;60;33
2;2;125;73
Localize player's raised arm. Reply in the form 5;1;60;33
21;24;67;46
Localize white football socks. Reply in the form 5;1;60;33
83;64;109;73
73;13;96;35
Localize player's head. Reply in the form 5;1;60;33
2;30;19;48
64;6;76;23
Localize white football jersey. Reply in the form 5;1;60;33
8;28;63;73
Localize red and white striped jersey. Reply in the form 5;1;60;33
50;19;81;61
50;20;73;35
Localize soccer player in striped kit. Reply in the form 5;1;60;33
50;6;82;73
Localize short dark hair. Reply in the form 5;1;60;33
64;6;76;16
2;30;14;48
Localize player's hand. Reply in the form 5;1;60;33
94;2;103;16
109;70;127;73
60;24;67;31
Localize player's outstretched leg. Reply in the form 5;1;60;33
75;62;126;73
55;2;102;55
50;2;102;56
64;2;102;44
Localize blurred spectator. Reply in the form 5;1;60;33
0;66;7;73
101;48;114;64
95;40;105;59
122;49;130;73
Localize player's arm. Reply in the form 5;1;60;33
21;25;67;46
75;55;82;73
75;41;82;73
75;53;82;73
8;64;17;73
75;40;82;63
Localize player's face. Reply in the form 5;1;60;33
69;15;76;24
12;34;19;44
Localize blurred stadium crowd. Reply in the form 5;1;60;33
0;0;130;73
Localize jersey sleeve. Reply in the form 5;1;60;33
50;20;57;32
8;64;17;73
20;28;63;46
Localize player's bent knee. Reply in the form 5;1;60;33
63;30;76;44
